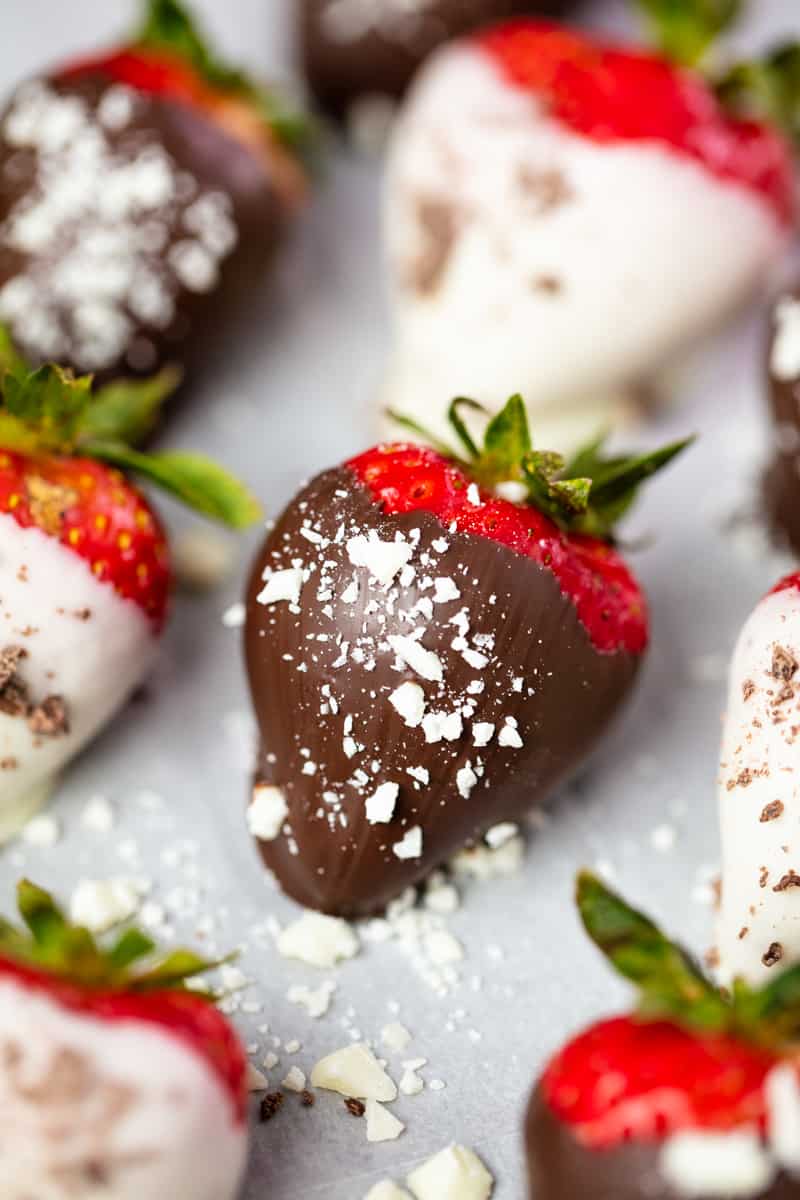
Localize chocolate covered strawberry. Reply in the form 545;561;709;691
0;0;309;384
0;878;248;1200
0;340;258;836
383;8;797;448
527;871;800;1200
717;571;800;986
244;394;689;915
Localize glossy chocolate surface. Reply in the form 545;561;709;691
525;1087;800;1200
244;466;639;916
0;74;285;384
766;288;800;555
300;0;573;118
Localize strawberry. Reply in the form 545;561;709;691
716;571;800;989
0;334;259;838
382;8;796;450
244;395;689;915
527;871;800;1200
0;0;310;384
0;878;248;1200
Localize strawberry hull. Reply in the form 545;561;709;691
766;288;800;553
244;465;640;915
300;0;572;120
0;967;247;1200
0;72;289;385
525;1085;800;1200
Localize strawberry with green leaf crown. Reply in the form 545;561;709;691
383;0;798;450
0;0;310;384
0;337;259;838
527;871;800;1200
0;879;249;1200
244;394;690;916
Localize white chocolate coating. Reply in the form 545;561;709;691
383;46;785;448
717;584;800;984
0;518;157;835
0;976;247;1199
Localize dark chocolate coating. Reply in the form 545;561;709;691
525;1087;800;1200
244;466;639;916
0;74;286;385
300;0;574;118
766;288;800;555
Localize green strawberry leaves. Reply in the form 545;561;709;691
716;43;800;148
390;393;692;542
136;0;312;151
577;870;800;1051
0;330;261;528
632;0;743;67
4;879;229;996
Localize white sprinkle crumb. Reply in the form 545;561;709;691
366;1099;405;1143
282;1066;307;1093
388;634;444;683
22;813;60;847
461;647;489;670
285;1039;301;1055
367;782;400;824
407;765;430;785
69;878;140;933
472;722;495;747
456;763;478;799
381;1023;412;1054
288;981;337;1019
485;822;518;849
247;784;288;842
222;602;246;628
277;911;360;969
347;533;413;587
498;717;524;749
257;567;303;606
433;577;461;604
81;795;115;832
428;1079;446;1092
422;711;463;744
466;483;481;506
311;1043;397;1101
393;826;423;860
246;1063;268;1091
424;930;464;965
389;681;427;728
399;1058;427;1096
651;824;677;853
406;1144;492;1200
425;881;460;915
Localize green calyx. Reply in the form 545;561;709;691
136;0;312;152
389;393;692;542
1;879;229;996
578;870;800;1051
630;1;800;148
0;328;261;529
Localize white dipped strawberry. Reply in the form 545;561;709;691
0;340;259;837
382;16;795;447
717;572;800;984
0;879;249;1200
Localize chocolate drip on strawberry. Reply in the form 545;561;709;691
526;872;800;1200
0;0;309;385
299;0;573;123
244;395;689;915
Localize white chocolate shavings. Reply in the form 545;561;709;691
0;80;238;369
498;717;524;749
366;1099;405;1143
659;1131;775;1198
21;813;60;847
81;795;115;832
393;826;423;860
69;877;142;933
288;981;338;1019
422;710;463;743
364;1183;412;1200
282;1066;307;1093
472;722;495;747
347;533;414;586
380;1022;412;1053
258;567;304;607
310;1043;397;1101
387;633;443;682
423;929;464;965
399;1058;427;1096
276;912;360;969
406;1144;494;1200
222;602;246;629
366;782;400;824
389;681;426;727
772;296;800;382
452;835;525;880
484;822;518;850
246;1063;269;1091
247;784;289;842
433;577;461;603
